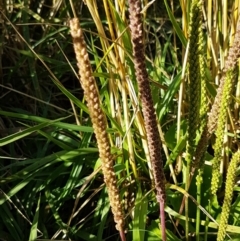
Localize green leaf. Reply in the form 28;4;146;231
58;161;83;201
51;77;89;113
0;203;23;241
29;195;41;241
96;189;111;240
75;230;98;241
133;186;148;241
146;219;182;241
163;0;187;47
0;121;52;146
0;178;32;205
157;72;182;121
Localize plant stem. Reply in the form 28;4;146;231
128;0;167;240
196;168;203;241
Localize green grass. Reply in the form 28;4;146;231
1;0;240;240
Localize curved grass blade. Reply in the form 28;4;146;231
0;121;54;146
0;110;93;132
163;0;187;47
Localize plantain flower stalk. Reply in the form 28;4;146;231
193;20;240;175
128;0;166;240
70;18;126;240
195;16;208;166
217;150;240;241
210;20;240;195
185;0;203;170
211;70;236;195
183;1;204;238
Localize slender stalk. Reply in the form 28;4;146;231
128;0;166;240
204;200;210;241
196;168;203;241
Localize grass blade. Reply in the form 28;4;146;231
29;195;41;241
133;186;148;241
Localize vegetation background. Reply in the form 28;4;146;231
0;0;240;241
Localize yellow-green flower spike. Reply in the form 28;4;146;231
185;0;203;167
210;20;240;195
217;150;240;241
208;20;240;136
193;19;240;176
211;70;236;195
185;1;204;239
